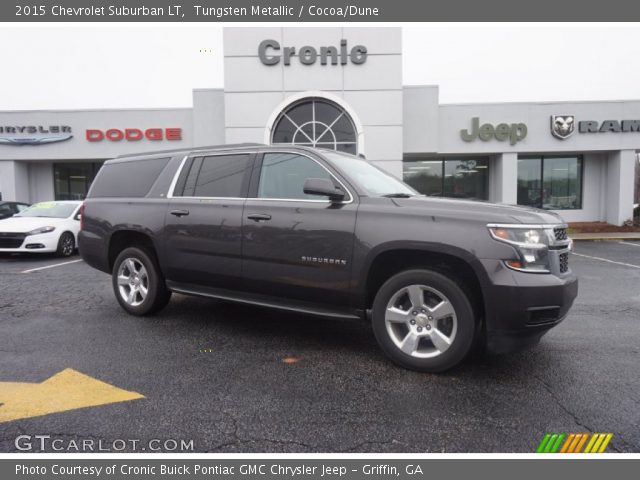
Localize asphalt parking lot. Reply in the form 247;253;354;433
0;241;639;453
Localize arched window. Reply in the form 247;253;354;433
271;98;358;155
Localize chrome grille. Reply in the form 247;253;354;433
554;227;568;241
559;252;569;273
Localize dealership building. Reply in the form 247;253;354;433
1;27;638;225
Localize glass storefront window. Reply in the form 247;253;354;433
54;162;103;200
443;159;489;200
517;158;542;208
403;158;489;200
403;160;443;196
518;156;582;210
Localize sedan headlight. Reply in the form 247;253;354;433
27;226;56;236
488;225;554;273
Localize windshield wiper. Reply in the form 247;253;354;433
381;193;414;198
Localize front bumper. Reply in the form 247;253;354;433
479;259;579;354
0;232;60;253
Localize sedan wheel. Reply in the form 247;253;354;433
56;232;75;257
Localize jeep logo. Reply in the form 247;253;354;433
258;39;367;66
460;117;527;145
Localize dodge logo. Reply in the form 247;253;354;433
551;115;575;140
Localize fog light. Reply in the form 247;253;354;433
25;243;45;249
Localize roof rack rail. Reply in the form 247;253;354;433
115;142;266;159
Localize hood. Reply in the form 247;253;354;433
390;196;565;225
0;216;68;233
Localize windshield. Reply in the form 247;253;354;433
323;152;417;197
16;202;77;219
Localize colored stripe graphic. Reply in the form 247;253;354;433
597;433;613;453
537;433;613;453
560;433;575;453
584;433;599;453
573;433;589;453
536;433;552;453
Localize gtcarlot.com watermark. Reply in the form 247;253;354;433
15;435;194;452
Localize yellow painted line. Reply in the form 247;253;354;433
597;433;613;453
573;433;589;453
584;433;599;453
21;259;82;274
0;368;144;423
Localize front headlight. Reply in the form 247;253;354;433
488;225;554;273
27;226;56;236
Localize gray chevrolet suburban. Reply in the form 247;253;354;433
78;144;578;372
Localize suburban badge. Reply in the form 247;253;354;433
301;256;347;266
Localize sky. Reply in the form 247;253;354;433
1;24;640;110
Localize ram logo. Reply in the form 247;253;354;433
551;115;575;140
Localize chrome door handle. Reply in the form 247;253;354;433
247;213;272;222
170;209;190;217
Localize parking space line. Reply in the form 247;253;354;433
21;259;83;274
572;252;640;270
619;241;640;248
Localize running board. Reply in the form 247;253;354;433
166;281;361;320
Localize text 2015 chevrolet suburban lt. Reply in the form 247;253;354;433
78;144;578;372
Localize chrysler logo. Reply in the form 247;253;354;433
551;115;575;140
0;125;73;146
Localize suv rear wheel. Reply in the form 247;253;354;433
371;269;475;372
112;247;171;316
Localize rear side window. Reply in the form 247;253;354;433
174;154;252;198
89;157;170;198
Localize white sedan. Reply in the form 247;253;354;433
0;201;82;256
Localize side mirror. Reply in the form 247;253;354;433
303;178;345;202
74;213;82;221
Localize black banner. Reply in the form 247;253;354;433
2;459;639;480
4;0;640;22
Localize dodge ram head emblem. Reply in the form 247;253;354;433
551;115;575;139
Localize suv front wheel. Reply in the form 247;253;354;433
112;247;171;316
371;269;475;372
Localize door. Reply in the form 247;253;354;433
242;151;358;307
163;152;255;289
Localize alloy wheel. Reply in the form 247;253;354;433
61;235;74;256
116;258;149;307
384;284;458;358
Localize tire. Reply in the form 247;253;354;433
56;232;76;257
112;246;171;316
371;269;476;372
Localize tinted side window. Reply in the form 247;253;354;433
89;157;170;198
258;153;333;200
178;154;252;198
182;157;203;197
